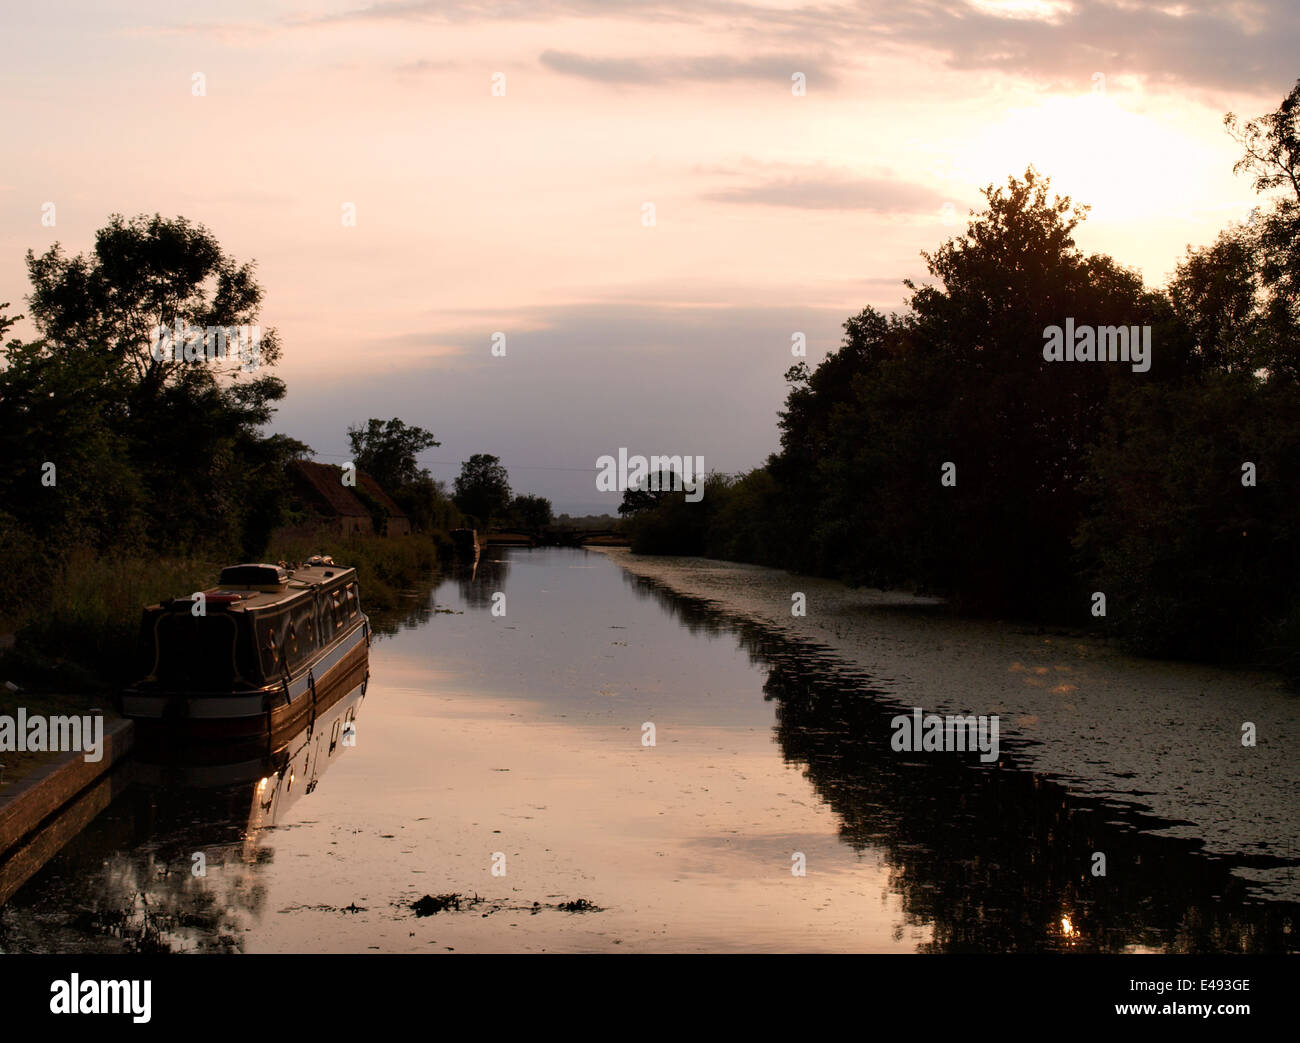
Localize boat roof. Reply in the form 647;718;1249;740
150;564;358;613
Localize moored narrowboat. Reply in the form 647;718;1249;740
120;559;369;742
450;528;479;560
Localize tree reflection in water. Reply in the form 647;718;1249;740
620;570;1298;953
3;563;1294;953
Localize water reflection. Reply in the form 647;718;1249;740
621;571;1299;953
370;554;512;628
3;551;1295;953
450;553;511;611
367;562;455;638
0;684;365;953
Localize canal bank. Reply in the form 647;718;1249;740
596;548;1300;902
0;715;134;904
0;714;133;843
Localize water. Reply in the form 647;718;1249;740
1;547;1295;952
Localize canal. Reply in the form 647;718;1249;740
1;546;1296;952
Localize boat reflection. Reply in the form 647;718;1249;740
450;552;508;609
0;681;366;953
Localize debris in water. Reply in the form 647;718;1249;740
407;893;600;918
277;902;367;915
555;898;600;912
411;893;482;916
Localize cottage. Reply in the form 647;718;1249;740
287;459;410;537
357;472;412;536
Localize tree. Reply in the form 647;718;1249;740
347;417;439;492
454;454;511;526
764;169;1159;612
5;214;297;556
1224;79;1300;382
1226;78;1300;201
1167;225;1263;374
508;493;553;530
888;168;1160;610
617;471;682;516
344;418;453;534
25;213;284;411
1077;82;1300;663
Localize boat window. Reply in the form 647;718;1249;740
331;590;343;629
345;583;358;619
154;612;238;690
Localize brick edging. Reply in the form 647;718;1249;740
0;717;134;853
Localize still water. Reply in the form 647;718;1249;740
1;547;1295;952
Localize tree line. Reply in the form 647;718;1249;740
344;420;551;534
0;216;550;627
621;83;1300;678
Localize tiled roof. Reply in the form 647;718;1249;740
288;459;369;517
357;472;408;519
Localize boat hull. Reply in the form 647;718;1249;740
121;619;369;744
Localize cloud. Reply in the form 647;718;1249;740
873;0;1300;95
304;0;724;28
306;0;1299;95
394;59;458;74
430;295;857;362
704;173;946;213
538;49;834;87
274;291;870;510
138;1;1297;95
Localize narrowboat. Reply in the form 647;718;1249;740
450;528;479;560
119;558;369;742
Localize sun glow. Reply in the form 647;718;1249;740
969;93;1206;222
968;0;1075;21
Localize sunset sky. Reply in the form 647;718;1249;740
3;1;1296;512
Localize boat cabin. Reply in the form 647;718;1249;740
136;562;364;692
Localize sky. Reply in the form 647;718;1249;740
2;1;1297;513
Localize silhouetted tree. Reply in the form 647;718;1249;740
346;417;453;532
1078;83;1300;664
1225;78;1300;382
347;417;439;492
1;215;299;557
628;104;1300;676
508;493;553;530
454;454;511;526
617;470;685;516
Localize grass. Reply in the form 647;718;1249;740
0;528;447;693
1;548;219;693
265;528;444;617
0;692;121;790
